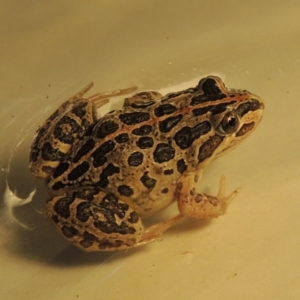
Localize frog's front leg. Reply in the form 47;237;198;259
45;191;145;252
176;170;240;219
132;173;240;248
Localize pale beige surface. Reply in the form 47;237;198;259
1;1;299;299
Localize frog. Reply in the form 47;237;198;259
29;76;264;251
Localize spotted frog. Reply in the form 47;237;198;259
29;76;264;251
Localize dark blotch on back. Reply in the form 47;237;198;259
136;137;154;149
73;138;95;163
97;120;119;139
177;158;188;174
67;161;90;181
41;142;65;162
192;106;212;117
132;125;153;136
174;121;211;150
159;115;183;133
140;172;157;190
119;112;150;125
154;104;177;117
97;163;120;188
53;115;80;143
118;185;134;197
115;133;130;143
51;181;66;190
91;140;115;167
53;196;74;218
163;169;174;175
128;152;144;166
53;162;69;178
153;143;175;163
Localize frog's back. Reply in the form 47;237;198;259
47;89;202;211
47;76;264;217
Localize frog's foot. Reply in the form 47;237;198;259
45;192;145;252
176;173;240;219
56;83;138;107
88;86;138;107
133;214;185;248
68;82;94;102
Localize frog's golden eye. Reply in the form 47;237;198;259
218;112;240;134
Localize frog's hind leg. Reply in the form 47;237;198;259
45;189;186;251
29;83;139;178
29;84;98;178
133;214;185;248
45;191;146;252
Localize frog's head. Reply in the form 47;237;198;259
196;76;265;164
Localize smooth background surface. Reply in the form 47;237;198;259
1;1;299;299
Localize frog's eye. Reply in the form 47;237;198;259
218;112;240;134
